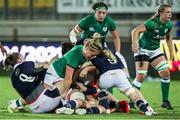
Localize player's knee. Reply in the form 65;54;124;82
68;91;85;102
155;61;169;73
136;73;146;81
125;88;142;102
124;88;136;97
159;68;170;78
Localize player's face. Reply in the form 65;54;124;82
17;54;24;63
95;9;107;22
83;47;99;60
161;7;172;21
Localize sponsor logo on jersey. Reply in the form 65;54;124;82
89;27;95;31
15;68;20;76
154;29;159;33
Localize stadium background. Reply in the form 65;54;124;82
0;0;180;80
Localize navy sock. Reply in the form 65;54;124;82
64;100;77;109
86;107;100;114
98;91;109;109
135;100;148;113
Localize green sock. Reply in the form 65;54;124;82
161;78;170;101
107;88;113;94
16;99;22;107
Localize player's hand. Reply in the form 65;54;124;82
76;82;87;92
79;69;88;78
0;45;7;56
169;51;174;61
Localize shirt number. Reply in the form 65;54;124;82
19;74;35;82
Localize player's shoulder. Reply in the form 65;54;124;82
146;18;156;25
166;20;172;27
22;61;34;66
81;15;94;21
105;15;114;21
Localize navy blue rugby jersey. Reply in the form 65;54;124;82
91;54;124;75
11;61;47;99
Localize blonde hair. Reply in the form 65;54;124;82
102;49;117;63
85;32;103;53
3;52;20;71
151;4;171;19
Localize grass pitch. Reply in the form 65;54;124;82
0;76;180;119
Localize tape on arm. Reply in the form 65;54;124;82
69;27;80;43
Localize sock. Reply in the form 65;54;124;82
130;79;142;105
16;99;23;107
107;88;113;94
161;78;170;101
86;107;100;114
135;99;148;113
109;101;116;108
98;91;109;109
133;79;142;90
64;100;77;109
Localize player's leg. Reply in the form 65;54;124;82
150;51;173;110
29;88;62;113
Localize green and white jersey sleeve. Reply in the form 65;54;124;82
52;45;86;78
139;17;172;50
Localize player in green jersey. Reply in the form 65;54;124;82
44;33;103;98
131;4;174;110
69;2;129;94
0;42;7;56
69;2;121;53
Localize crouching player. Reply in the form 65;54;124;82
4;52;63;113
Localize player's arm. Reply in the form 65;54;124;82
0;42;7;56
79;62;96;78
76;82;97;95
79;65;96;78
62;65;75;98
166;31;174;61
34;55;58;73
131;24;146;53
34;62;48;73
111;29;121;52
69;24;82;43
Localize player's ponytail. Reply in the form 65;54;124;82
102;50;117;63
3;52;20;71
92;32;101;41
85;32;102;54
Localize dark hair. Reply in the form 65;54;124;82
61;42;74;55
151;4;171;18
3;52;20;71
92;2;108;11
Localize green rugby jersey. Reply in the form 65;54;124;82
139;17;172;50
79;15;116;45
53;45;86;78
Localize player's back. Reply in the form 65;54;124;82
91;54;124;74
11;61;46;99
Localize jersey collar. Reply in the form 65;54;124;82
13;63;21;69
157;17;167;25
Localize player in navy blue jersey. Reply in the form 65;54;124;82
4;52;63;113
80;50;157;116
